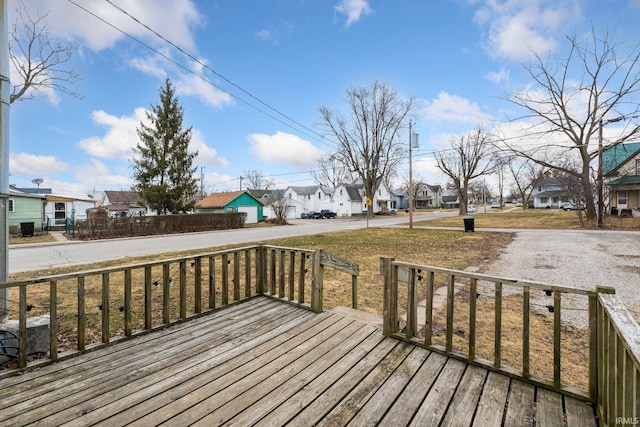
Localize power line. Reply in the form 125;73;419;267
64;0;338;151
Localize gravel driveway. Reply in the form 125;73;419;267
480;229;640;327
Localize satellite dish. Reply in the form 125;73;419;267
32;178;44;188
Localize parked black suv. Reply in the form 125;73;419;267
320;210;337;218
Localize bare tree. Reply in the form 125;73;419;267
435;126;495;215
319;81;413;218
243;169;274;190
507;157;548;209
9;3;82;104
312;153;355;188
502;27;640;221
268;191;292;225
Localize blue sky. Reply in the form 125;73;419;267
7;0;640;196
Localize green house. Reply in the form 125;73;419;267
195;190;264;223
8;188;45;234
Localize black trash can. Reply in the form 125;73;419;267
611;207;618;216
463;216;475;232
20;222;35;237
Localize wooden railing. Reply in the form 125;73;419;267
380;258;631;405
0;244;358;370
596;292;640;426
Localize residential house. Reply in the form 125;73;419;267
330;181;392;216
603;142;640;216
7;186;46;234
12;185;97;228
102;190;147;217
531;177;572;209
44;195;97;228
331;184;364;217
441;189;460;209
284;186;332;217
390;189;405;210
247;189;299;220
414;184;443;209
195;190;264;223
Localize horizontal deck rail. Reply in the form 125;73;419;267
0;244;358;371
380;257;623;405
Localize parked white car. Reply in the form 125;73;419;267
466;204;477;213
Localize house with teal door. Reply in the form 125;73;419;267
195;190;264;223
7;187;46;235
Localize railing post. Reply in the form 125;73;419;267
18;284;27;368
382;257;397;337
310;249;323;313
351;275;358;309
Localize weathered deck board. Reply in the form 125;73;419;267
503;379;535;426
0;296;598;426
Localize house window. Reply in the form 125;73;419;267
8;199;14;212
378;189;381;196
540;197;548;204
636;159;640;175
307;195;310;200
340;189;343;196
618;192;628;205
318;192;321;199
288;193;291;199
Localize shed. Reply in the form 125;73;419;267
195;191;264;223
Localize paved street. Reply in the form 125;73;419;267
9;211;455;273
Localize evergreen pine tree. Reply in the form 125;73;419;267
132;77;198;214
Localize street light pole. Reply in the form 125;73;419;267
0;0;9;322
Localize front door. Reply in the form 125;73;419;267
617;191;628;209
54;202;66;226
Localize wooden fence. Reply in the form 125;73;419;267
381;257;640;416
0;245;358;371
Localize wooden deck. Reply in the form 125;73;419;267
0;297;597;426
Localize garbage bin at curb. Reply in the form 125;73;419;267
463;216;475;232
20;222;35;237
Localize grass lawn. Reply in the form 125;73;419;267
417;206;640;230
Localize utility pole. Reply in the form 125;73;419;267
0;0;9;322
597;118;604;229
408;119;413;230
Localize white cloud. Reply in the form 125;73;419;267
74;159;132;187
174;60;233;109
77;108;148;160
18;0;204;52
472;0;582;60
485;68;510;85
335;0;373;27
190;129;230;168
418;91;493;125
248;131;324;167
9;152;69;176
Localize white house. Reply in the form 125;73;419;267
102;190;148;217
330;181;392;216
284;186;332;217
531;178;572;209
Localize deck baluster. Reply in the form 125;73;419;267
298;253;306;305
208;256;216;309
523;285;530;378
424;270;434;347
244;250;251;298
124;269;132;336
162;264;170;324
144;266;152;330
494;281;503;368
77;276;86;350
288;251;295;301
446;274;455;353
233;252;240;301
49;280;58;359
102;273;110;342
469;277;477;361
194;257;202;314
553;288;561;387
221;254;229;306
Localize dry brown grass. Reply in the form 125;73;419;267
418;207;640;230
8;233;58;245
